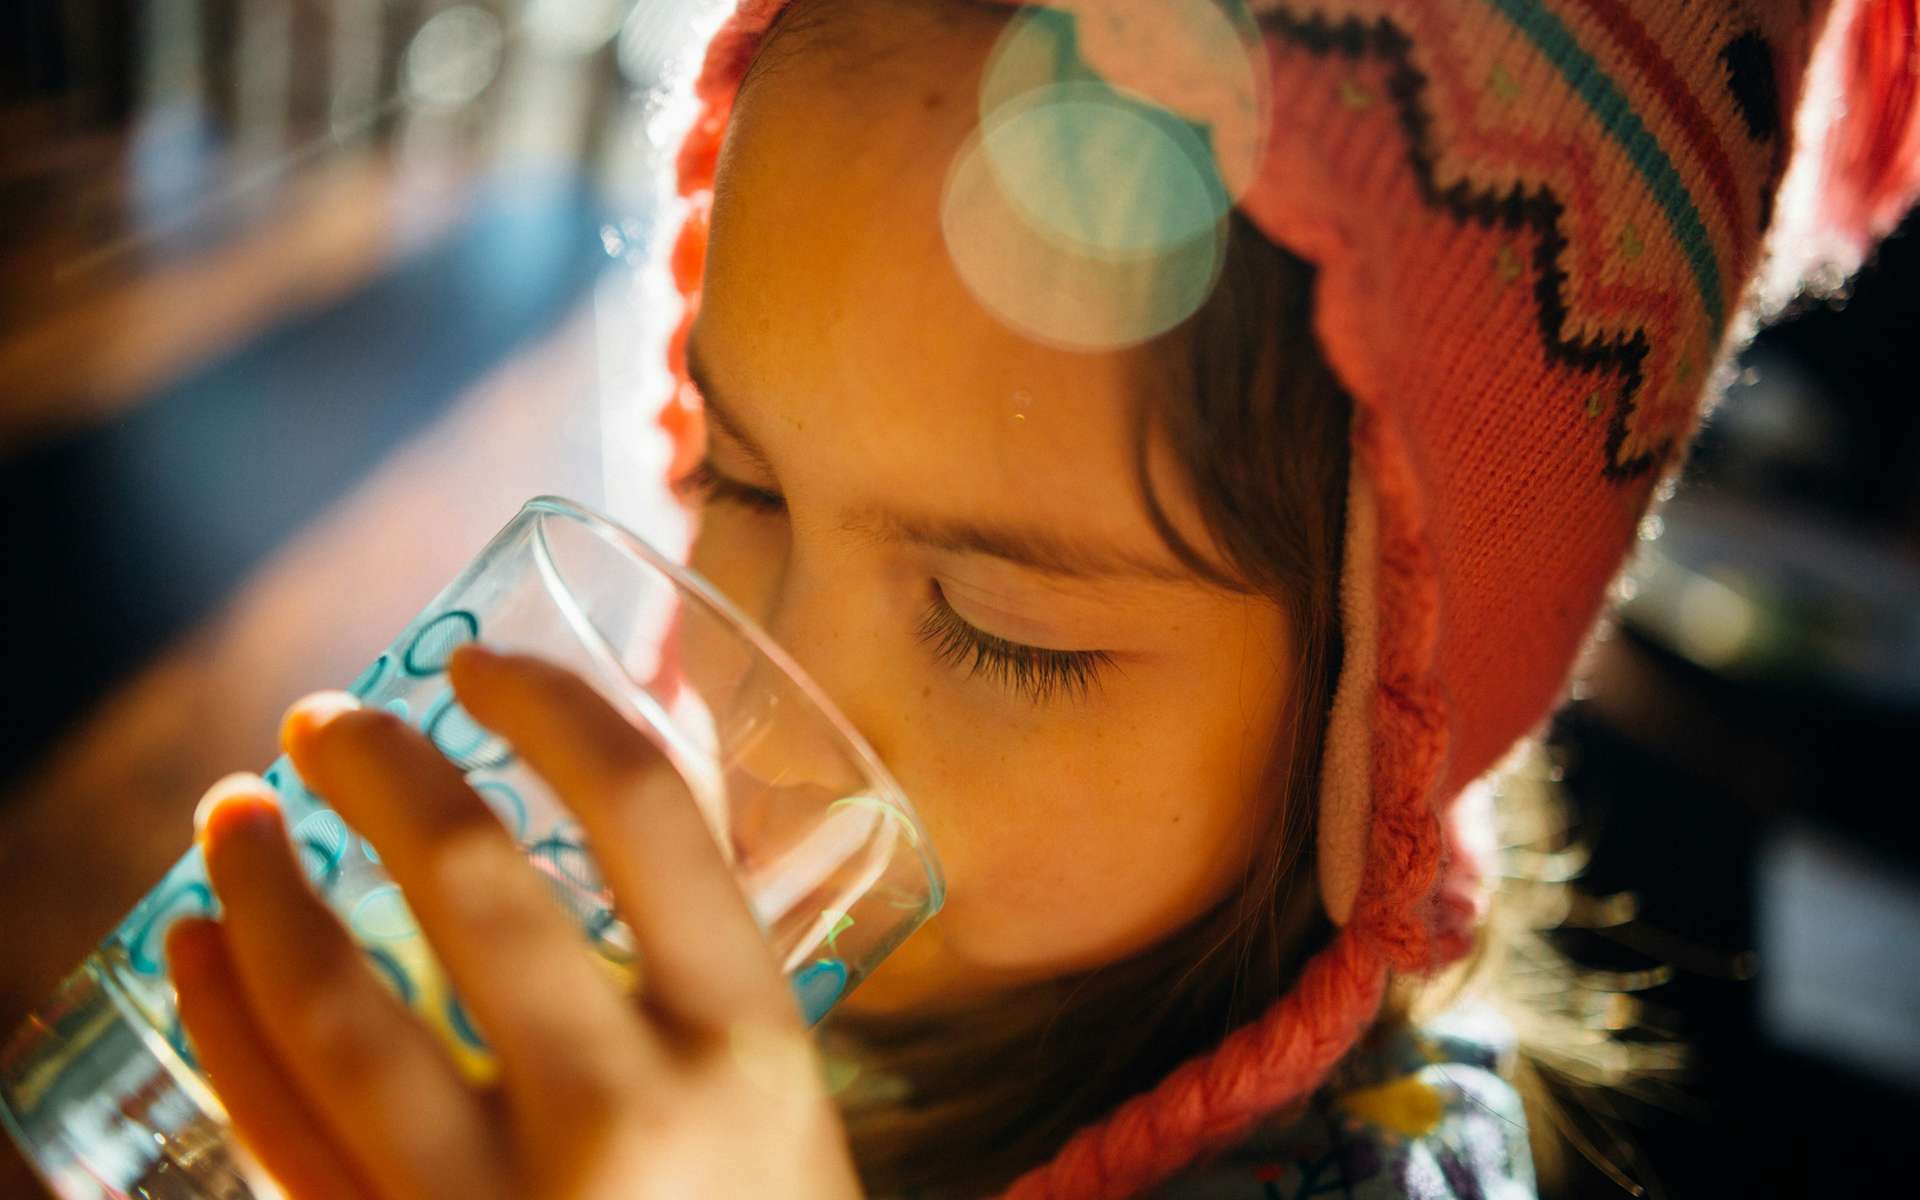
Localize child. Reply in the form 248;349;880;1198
173;1;1920;1197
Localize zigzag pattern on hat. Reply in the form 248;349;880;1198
1262;0;1784;482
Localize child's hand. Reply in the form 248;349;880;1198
165;644;864;1200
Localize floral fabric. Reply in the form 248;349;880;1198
1142;1007;1535;1200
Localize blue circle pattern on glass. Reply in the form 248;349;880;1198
793;959;847;1026
472;779;528;840
584;905;634;966
349;652;392;699
423;688;514;772
266;759;329;822
404;610;480;676
295;810;353;892
124;881;216;976
527;831;612;927
363;945;415;1006
352;885;419;941
446;989;489;1052
527;828;605;892
117;604;870;1046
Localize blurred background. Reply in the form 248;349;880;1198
1;2;1917;1197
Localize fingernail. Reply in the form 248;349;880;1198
448;642;498;675
451;641;497;663
163;915;222;978
280;690;361;748
193;772;269;835
193;773;275;846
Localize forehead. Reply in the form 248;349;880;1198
699;2;1215;563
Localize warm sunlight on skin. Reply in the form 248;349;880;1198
684;0;1297;1015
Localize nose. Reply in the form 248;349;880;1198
751;558;888;759
711;673;904;972
720;575;868;823
718;565;912;900
684;514;884;764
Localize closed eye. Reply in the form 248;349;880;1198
677;458;787;515
915;582;1115;705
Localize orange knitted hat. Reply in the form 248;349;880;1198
655;1;1919;1196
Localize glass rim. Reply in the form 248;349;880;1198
520;495;945;914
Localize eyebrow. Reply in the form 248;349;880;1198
686;337;778;480
685;334;1211;586
843;508;1202;584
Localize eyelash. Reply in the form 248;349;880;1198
915;584;1114;706
678;459;787;514
683;458;1112;705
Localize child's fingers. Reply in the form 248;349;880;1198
277;698;657;1130
447;646;800;1037
197;784;509;1200
166;916;383;1200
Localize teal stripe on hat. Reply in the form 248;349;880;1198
1485;0;1725;328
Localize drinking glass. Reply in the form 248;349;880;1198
0;495;943;1200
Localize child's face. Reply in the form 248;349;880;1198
685;1;1298;1014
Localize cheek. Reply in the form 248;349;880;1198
912;693;1279;978
901;606;1296;982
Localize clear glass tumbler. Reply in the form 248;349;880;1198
0;495;943;1200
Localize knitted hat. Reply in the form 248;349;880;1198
656;1;1919;1196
